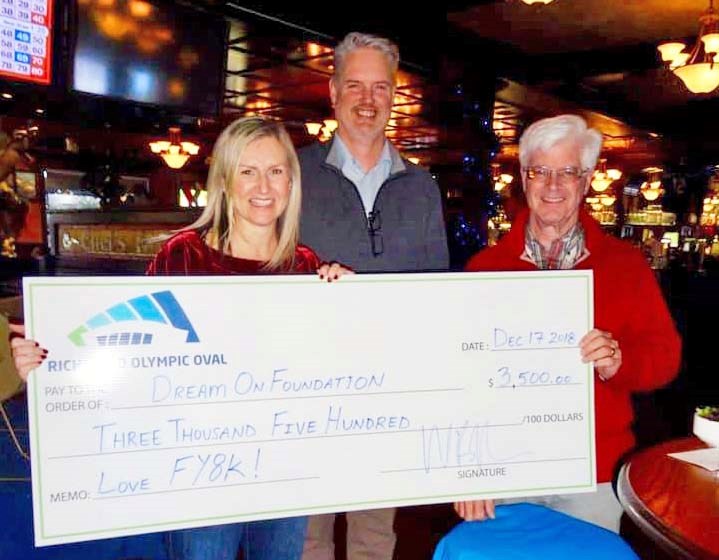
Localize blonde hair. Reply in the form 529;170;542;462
183;117;302;271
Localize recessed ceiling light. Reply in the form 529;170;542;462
1;92;13;99
35;108;45;114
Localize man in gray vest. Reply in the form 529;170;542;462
299;32;449;559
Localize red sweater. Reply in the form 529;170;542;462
146;230;321;275
466;210;681;482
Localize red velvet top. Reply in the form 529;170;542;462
466;209;681;482
146;230;321;275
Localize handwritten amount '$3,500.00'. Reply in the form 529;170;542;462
488;366;575;389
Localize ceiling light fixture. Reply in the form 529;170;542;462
640;167;664;201
305;119;339;142
641;182;663;201
600;194;617;207
304;122;323;136
658;0;719;93
491;163;514;192
591;158;622;193
149;127;200;169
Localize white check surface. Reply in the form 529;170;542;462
24;271;595;546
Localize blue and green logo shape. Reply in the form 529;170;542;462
68;290;199;347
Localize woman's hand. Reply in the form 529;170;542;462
454;499;495;522
317;262;354;282
8;323;47;382
580;328;622;381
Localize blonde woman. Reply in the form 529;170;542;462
11;117;351;560
148;116;342;277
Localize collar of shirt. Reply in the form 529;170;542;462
522;222;589;270
333;134;392;215
334;134;392;180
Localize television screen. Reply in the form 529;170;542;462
0;0;53;85
71;0;226;115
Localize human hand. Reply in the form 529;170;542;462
9;323;46;382
580;328;622;381
453;499;495;521
317;262;354;282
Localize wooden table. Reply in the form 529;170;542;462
617;437;719;560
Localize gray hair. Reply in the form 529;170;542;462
333;32;400;80
519;114;603;171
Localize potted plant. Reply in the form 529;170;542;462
693;406;719;447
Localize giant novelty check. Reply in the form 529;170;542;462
24;271;595;546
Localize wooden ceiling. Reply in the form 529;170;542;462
218;0;709;168
448;0;719;165
3;0;714;171
449;0;708;55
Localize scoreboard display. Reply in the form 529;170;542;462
0;0;52;85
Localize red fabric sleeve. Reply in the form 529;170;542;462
294;244;322;272
608;254;681;392
145;232;207;275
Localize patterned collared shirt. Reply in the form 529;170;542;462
523;223;588;270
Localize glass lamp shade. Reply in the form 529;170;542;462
600;195;616;206
642;189;662;201
305;122;323;136
591;174;612;193
701;32;719;54
674;62;719;93
161;153;190;169
657;42;686;61
641;181;663;201
180;141;200;155
149;140;171;153
670;52;691;69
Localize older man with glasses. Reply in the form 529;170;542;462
298;31;449;560
460;114;681;532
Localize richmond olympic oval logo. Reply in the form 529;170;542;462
67;291;200;348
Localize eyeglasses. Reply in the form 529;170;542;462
524;166;588;187
368;210;383;256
